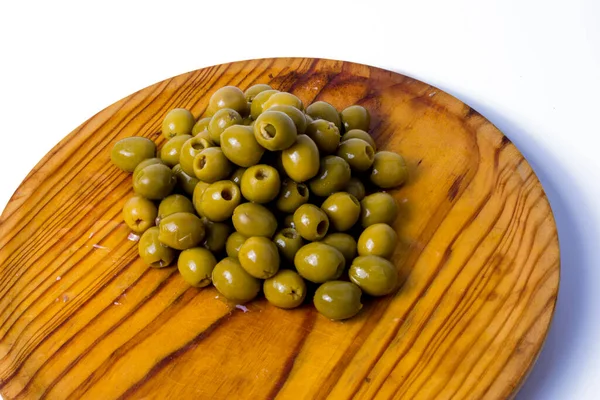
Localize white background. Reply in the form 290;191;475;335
0;0;599;398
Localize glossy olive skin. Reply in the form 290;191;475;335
295;242;345;283
138;227;176;268
344;177;366;201
133;158;163;180
305;101;341;131
157;194;194;222
253;110;298;151
230;167;246;186
337;138;375;172
193;147;233;183
341;105;371;132
240;164;281;203
245;83;273;102
341;129;377;151
192;181;211;216
192;117;212;136
349;255;397;296
111;137;156;172
263;92;303;111
321;233;357;264
357;223;397;259
180;135;215;176
202;220;231;253
360;192;398;227
370;151;408;189
264;270;307;309
238;236;280;279
122;196;158;234
321;192;361;232
158;212;205;250
308;156;351;197
133;163;176;200
178;247;217;287
208;86;248;116
212;257;261;304
266;105;307;134
220;125;265;167
172;164;199;196
250;89;279;119
162;108;195;139
160;134;192;167
200;180;241;221
273;228;304;262
225;231;247;258
232;203;278;238
276;179;309;213
314;281;363;320
281;134;320;182
208;108;242;145
305;119;341;154
293;204;330;241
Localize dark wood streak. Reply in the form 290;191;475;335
448;173;466;201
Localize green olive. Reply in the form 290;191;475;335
305;119;340;154
263;270;306;309
360;192;398;227
193;147;233;183
180;135;215;176
232;203;278;238
370;151;408;189
192;117;212;136
263;92;303;111
281;134;320;182
122;196;158;234
238;236;280;279
178;247;217;287
240;164;281;203
321;233;357;264
293;204;330;241
200;180;241;221
349;255;397;296
321;192;361;231
208;108;243;145
212;257;261;303
314;281;362;320
225;231;247;258
245;83;273;102
133;158;164;180
157;194;194;223
294;242;345;283
208;86;248;116
138;227;176;268
341;129;376;151
344;177;366;201
308;156;351;197
192;181;211;216
250;89;279;119
172;164;200;196
357;223;397;259
276;179;309;213
133;163;176;200
160;134;192;167
220;124;265;167
111;137;156;172
162;108;195;139
202;220;231;253
336;138;375;172
305;101;341;131
158;212;205;250
265;105;307;134
230;167;246;186
341;105;371;132
253;110;298;151
273;228;304;262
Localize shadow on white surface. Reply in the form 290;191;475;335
447;95;588;399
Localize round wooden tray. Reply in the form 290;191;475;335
0;58;559;399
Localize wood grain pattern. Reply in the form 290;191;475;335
0;58;559;400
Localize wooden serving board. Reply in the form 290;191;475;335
0;58;559;400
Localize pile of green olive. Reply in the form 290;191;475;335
110;84;408;320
